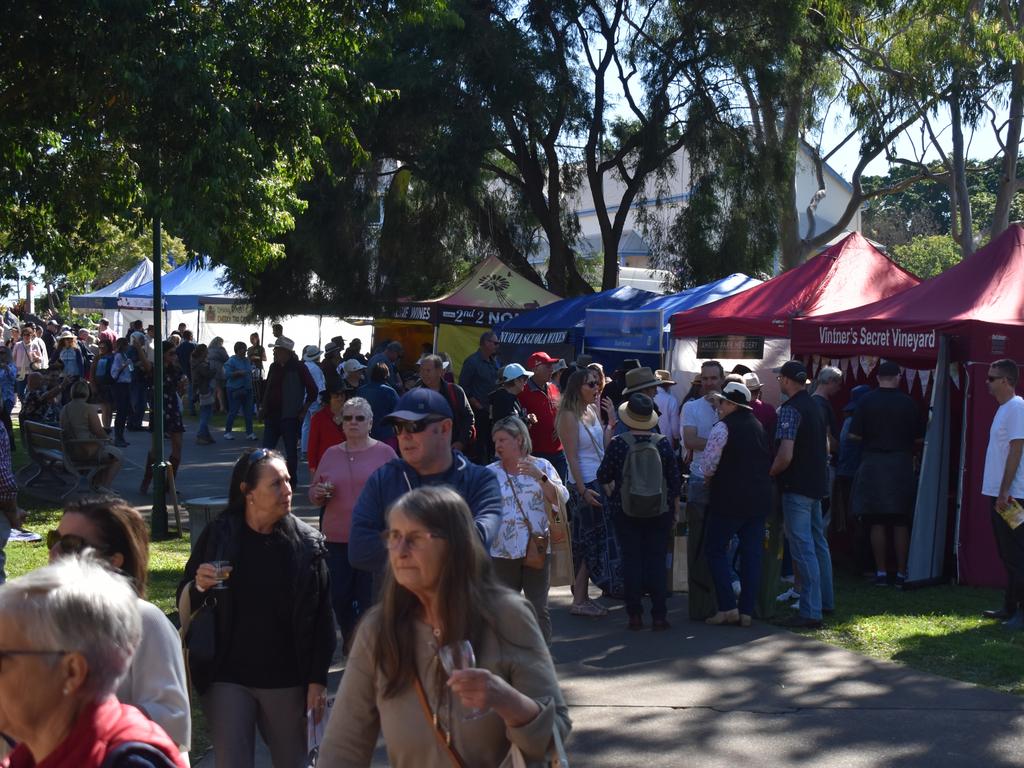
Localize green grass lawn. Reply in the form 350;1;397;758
769;571;1024;696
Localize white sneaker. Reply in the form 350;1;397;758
776;587;800;602
223;432;235;440
246;433;258;441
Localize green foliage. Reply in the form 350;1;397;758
1;0;380;291
889;234;962;279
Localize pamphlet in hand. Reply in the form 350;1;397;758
307;696;334;754
998;498;1024;530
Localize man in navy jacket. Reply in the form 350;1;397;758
349;388;502;577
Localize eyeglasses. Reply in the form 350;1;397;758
0;650;69;671
341;414;367;422
987;375;1006;383
392;416;446;435
46;531;91;555
381;529;445;551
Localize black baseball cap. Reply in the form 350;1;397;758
773;360;809;383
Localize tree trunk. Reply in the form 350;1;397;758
949;93;975;257
992;59;1024;240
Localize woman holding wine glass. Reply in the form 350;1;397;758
178;448;336;768
309;396;396;652
320;486;571;767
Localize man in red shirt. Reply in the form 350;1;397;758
97;317;118;347
518;351;567;483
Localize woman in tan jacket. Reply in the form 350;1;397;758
319;486;570;767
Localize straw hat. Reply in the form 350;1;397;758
618;393;660;430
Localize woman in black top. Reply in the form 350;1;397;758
177;448;336;768
489;363;537;427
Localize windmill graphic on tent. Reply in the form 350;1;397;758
478;268;541;310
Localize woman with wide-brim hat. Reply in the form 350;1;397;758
699;382;772;627
596;393;681;630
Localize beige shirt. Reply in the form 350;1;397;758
320;590;570;767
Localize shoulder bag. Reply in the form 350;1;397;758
506;470;548;570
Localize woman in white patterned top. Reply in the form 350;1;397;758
487;416;568;644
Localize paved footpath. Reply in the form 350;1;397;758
105;431;1024;767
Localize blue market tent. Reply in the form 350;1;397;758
70;259;155;310
581;273;763;370
118;260;239;310
495;285;657;364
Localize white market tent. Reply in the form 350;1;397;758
69;259;155;334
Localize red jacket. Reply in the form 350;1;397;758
518;379;562;454
308;407;346;472
3;696;185;768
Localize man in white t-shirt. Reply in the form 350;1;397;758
982;358;1024;628
680;360;723;618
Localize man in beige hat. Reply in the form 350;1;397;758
654;369;680;450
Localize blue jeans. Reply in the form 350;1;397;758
263;416;300;483
782;493;834;619
198;403;213;439
225;387;254;435
15;378;27;402
326;542;371;650
300;400;322;455
613;512;672;620
129;379;149;428
706;514;766;615
112;382;131;440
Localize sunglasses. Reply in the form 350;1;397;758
380;529;445;551
46;530;91;554
341;414;367;422
248;448;272;463
392;416;446;435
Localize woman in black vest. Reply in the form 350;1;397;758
700;382;773;627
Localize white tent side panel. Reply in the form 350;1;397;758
667;336;792;407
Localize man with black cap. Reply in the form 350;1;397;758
770;359;833;628
348;388;502;586
519;351;567;483
849;360;924;587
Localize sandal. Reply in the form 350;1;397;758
570;600;608;617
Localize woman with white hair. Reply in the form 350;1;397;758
0;555;187;766
310;396;396;652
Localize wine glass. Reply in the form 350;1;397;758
210;560;232;590
438;640;488;719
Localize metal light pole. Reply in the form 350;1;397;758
151;216;168;539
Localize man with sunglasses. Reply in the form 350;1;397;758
348;388;502;586
982;358;1024;628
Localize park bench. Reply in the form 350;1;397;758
16;419;109;499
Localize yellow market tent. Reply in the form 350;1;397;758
374;256;562;377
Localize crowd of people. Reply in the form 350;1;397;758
1;313;1023;766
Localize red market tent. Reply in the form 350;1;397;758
667;232;919;404
670;232;920;338
791;224;1024;587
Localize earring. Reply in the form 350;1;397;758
62;685;70;696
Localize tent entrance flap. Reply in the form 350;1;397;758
906;335;952;586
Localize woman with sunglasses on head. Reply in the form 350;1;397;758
321;486;570;767
556;368;623;617
177;448;336;768
47;497;191;760
309;396;396;652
